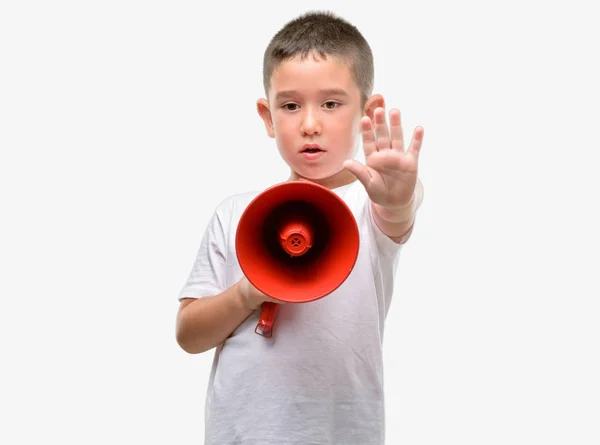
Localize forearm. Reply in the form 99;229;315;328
176;280;254;354
372;178;424;241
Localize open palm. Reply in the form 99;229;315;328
344;107;423;210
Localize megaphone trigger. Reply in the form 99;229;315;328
254;302;279;338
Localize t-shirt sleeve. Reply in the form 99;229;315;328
177;201;229;301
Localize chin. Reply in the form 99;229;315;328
294;166;331;179
295;168;346;183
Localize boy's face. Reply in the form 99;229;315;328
258;55;380;189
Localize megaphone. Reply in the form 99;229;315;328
235;180;360;337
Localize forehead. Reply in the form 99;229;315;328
268;55;359;100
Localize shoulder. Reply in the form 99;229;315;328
210;189;262;228
335;180;370;218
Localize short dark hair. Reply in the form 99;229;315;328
262;11;374;104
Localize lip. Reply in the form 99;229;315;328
301;144;324;153
301;151;324;161
300;144;325;161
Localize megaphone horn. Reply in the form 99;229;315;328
235;180;359;337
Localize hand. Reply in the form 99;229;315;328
343;107;423;211
238;276;284;311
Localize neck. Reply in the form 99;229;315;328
288;169;357;190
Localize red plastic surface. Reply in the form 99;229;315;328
236;181;359;303
235;180;360;338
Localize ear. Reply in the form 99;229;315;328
257;98;275;138
363;93;385;122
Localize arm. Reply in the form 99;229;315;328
372;177;424;242
176;277;277;354
176;280;252;354
344;106;424;242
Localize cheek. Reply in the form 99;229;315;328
343;115;362;146
273;116;296;144
350;111;362;134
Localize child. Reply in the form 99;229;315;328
176;10;424;445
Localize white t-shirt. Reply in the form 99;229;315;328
178;180;411;445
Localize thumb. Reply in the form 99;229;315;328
343;159;371;189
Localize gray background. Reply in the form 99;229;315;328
1;0;598;443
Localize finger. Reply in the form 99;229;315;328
389;109;405;152
407;126;424;160
343;159;372;189
361;116;378;157
266;296;286;304
374;107;391;150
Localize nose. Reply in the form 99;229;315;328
300;107;321;136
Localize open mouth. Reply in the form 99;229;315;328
301;145;324;153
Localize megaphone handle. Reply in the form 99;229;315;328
255;302;279;338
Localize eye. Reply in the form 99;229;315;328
282;103;299;111
323;101;340;109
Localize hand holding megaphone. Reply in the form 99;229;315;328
238;276;285;311
236;180;359;338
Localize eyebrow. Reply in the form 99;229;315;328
275;88;349;101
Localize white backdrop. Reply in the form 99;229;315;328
1;1;599;443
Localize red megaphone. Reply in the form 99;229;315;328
235;180;360;337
